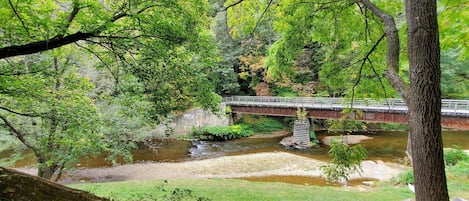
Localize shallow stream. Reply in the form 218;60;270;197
2;130;469;186
4;130;469;168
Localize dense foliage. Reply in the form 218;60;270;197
237;115;287;133
223;0;468;99
444;146;469;167
192;124;254;141
0;0;220;179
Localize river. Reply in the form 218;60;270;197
4;130;469;169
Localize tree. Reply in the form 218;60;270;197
209;0;241;96
405;0;448;199
0;0;221;179
0;51;106;180
225;0;463;199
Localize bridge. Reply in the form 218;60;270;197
223;96;469;130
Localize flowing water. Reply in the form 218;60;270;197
2;130;469;185
4;130;469;167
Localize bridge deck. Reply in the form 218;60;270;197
223;96;469;129
224;96;469;117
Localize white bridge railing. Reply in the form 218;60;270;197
223;96;469;117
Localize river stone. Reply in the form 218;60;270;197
321;135;373;146
280;136;312;150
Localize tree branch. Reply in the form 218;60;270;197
0;106;44;117
0;3;160;60
0;32;95;59
350;33;386;108
59;3;81;36
355;0;409;102
222;0;245;11
8;0;30;37
249;0;274;37
367;57;391;107
0;115;36;152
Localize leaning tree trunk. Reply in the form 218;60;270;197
0;167;109;201
405;0;449;200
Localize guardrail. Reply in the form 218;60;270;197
223;96;469;117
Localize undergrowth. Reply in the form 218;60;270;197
192;115;287;141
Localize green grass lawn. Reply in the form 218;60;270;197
71;178;415;201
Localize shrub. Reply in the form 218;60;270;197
230;124;255;137
444;145;469;166
309;130;319;145
321;137;367;185
192;124;254;141
447;160;469;178
309;130;317;141
390;170;414;185
224;106;232;114
238;115;287;133
252;118;286;132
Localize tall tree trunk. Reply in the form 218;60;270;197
405;0;448;200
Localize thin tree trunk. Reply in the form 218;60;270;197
406;131;412;164
405;0;448;200
38;166;55;180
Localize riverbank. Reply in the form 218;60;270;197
16;151;408;185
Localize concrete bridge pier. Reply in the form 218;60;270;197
293;119;311;146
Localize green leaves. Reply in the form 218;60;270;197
321;137;367;184
193;124;255;141
0;0;223;179
438;0;469;60
0;51;105;176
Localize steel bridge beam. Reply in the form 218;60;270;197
230;106;469;130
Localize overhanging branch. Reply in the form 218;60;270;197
350;33;386;108
0;106;44;117
249;0;274;37
8;0;30;37
355;0;409;102
59;3;81;36
222;0;245;11
0;3;160;60
0;32;95;59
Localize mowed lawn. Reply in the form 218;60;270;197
71;178;415;201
